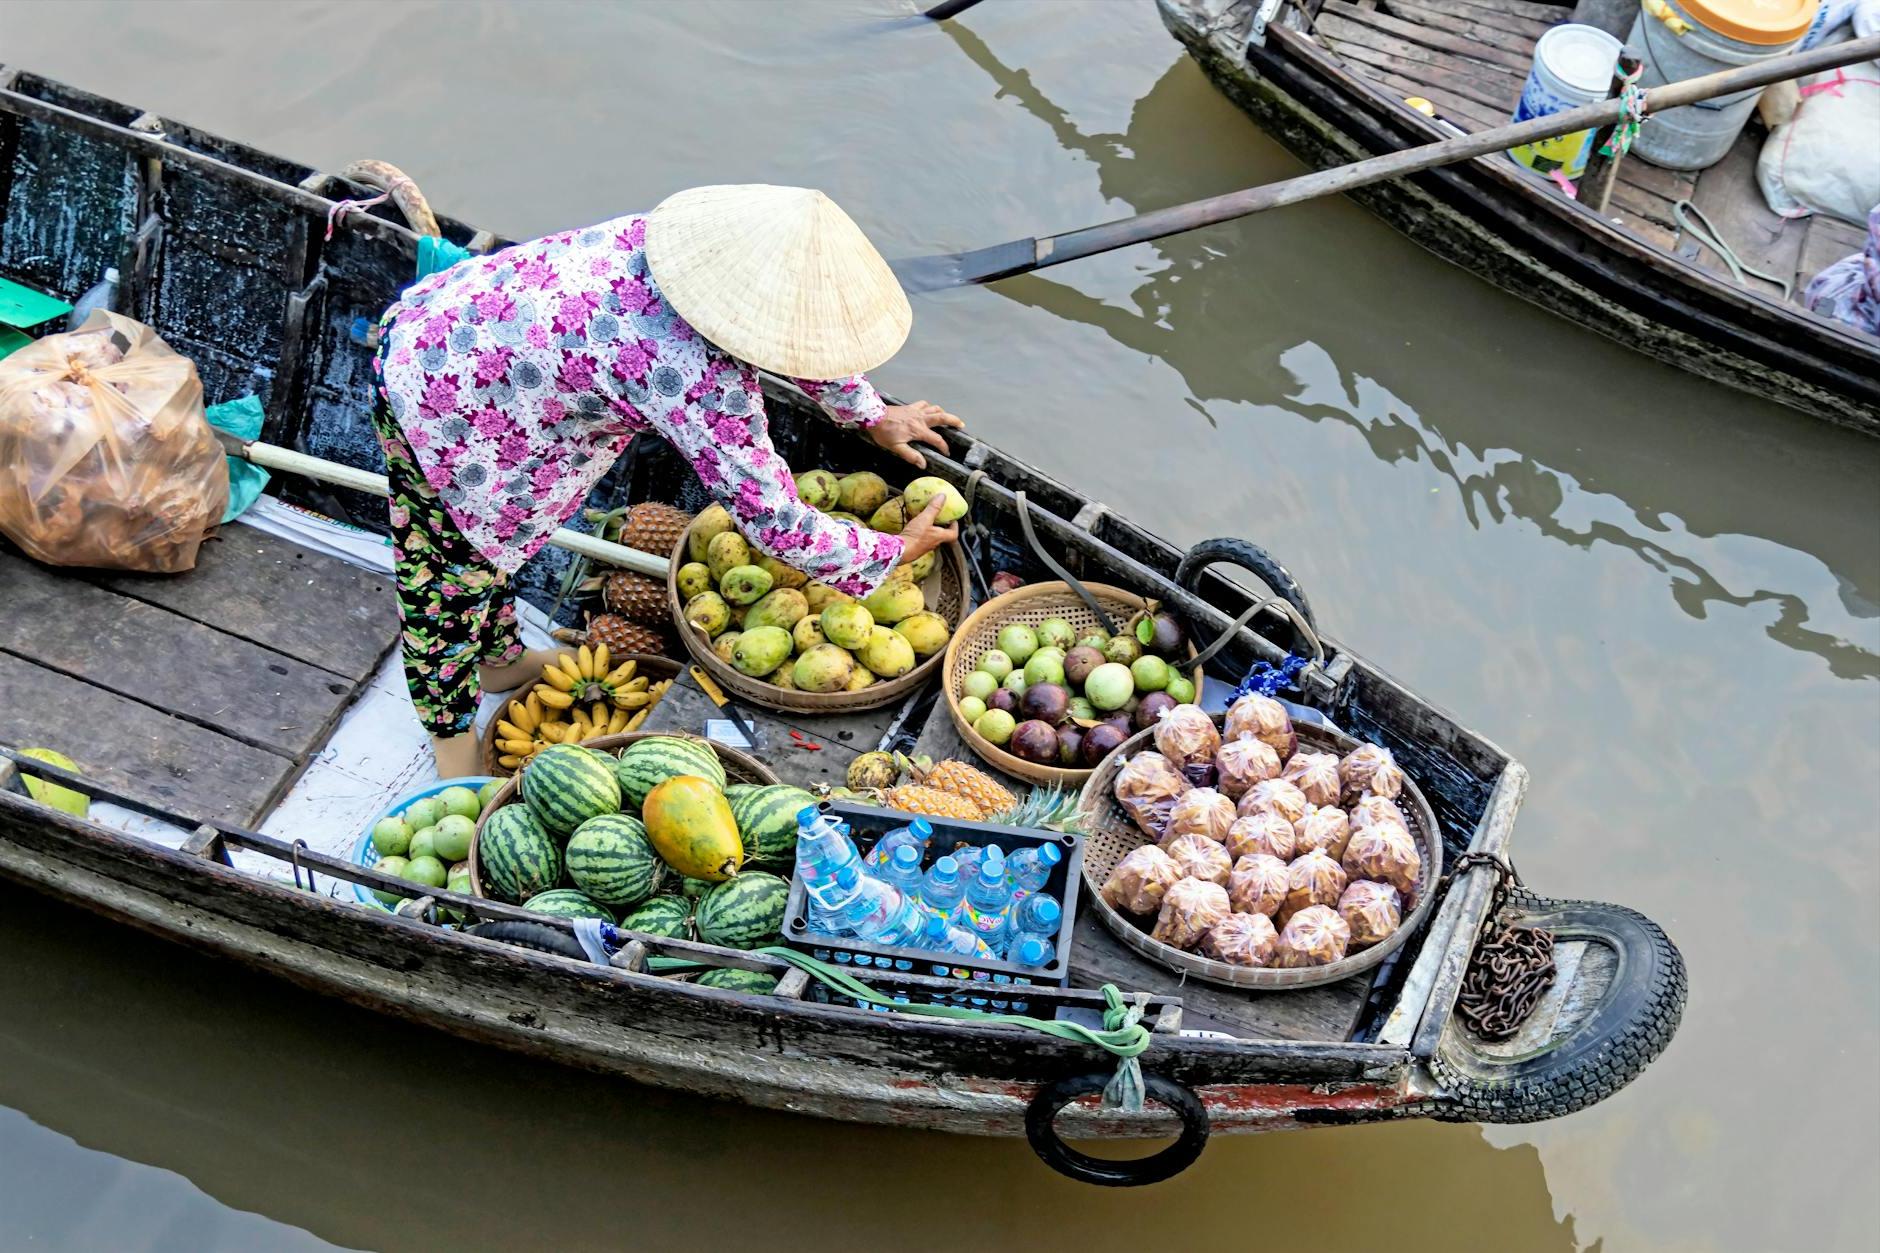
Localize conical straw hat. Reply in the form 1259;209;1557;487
645;185;911;379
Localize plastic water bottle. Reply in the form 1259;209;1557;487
808;865;862;938
1008;934;1054;970
795;807;860;909
1006;844;1062;894
843;880;929;951
878;842;926;899
921;855;968;922
66;266;119;329
921;912;993;959
962;850;1014;953
1012;893;1063;940
952;844;987;883
864;818;933;870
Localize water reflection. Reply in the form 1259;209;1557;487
940;20;1880;681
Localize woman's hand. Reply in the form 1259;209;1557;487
895;494;958;565
869;401;963;469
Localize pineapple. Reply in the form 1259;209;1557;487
601;571;669;625
585;613;668;657
613;502;691;555
918;758;1018;818
880;783;986;822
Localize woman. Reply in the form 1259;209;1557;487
370;185;963;776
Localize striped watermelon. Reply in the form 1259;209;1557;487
522;888;616;923
614;736;726;812
565;814;663;909
522;743;621;837
479;806;561;903
676;875;713;900
695;968;779;994
620;895;691;939
726;784;815;868
695;871;790;949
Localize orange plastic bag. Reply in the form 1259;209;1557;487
0;311;227;572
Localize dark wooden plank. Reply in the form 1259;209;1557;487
1383;0;1554;46
1330;34;1523;115
1323;1;1538;72
1795;213;1867;295
0;550;357;760
1411;0;1572;21
1608;179;1681;231
97;525;397;683
0;651;295;825
1603;206;1681;253
1616;156;1698;202
1371;69;1508;132
1318;12;1529;100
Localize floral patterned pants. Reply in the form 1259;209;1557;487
370;360;522;737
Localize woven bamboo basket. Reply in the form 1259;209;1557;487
468;730;780;901
1076;718;1443;991
941;582;1205;788
665;522;969;715
478;655;683;778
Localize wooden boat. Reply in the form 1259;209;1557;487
0;68;1685;1184
1159;0;1880;437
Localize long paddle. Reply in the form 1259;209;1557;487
894;33;1880;289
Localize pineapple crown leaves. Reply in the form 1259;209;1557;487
990;783;1086;835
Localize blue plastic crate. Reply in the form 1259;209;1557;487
349;776;499;911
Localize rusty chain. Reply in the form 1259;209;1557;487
1449;852;1557;1042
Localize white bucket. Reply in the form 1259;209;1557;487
1628;0;1819;170
1509;24;1626;179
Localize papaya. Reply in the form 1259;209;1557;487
641;776;744;881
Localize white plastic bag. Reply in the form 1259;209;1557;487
1757;26;1880;225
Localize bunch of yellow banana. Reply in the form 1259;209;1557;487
566;676;673;740
493;691;571;771
533;645;657;713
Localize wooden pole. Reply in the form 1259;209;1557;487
904;33;1880;287
1578;49;1644;215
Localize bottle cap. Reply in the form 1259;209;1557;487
1016;936;1051;966
910;817;933;837
834;865;859;888
934;855;958;876
892;844;920;869
923;913;950;941
1039;844;1063;867
1032;897;1062;925
797;805;821;827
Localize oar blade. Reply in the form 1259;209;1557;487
890;238;1040;292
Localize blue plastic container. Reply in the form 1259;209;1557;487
350;776;499;911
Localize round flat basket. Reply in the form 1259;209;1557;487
467;730;780;900
666;521;968;715
941;582;1205;788
479;654;683;777
349;775;499;912
1077;719;1443;991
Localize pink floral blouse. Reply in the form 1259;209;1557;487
379;214;905;596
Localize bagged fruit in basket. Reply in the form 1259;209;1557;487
1162;787;1235;845
1278;848;1348;928
1338;880;1402;949
1151;877;1231;949
1162;831;1232;887
1226;810;1296;862
1293;804;1353;860
1275;904;1352;967
1340;742;1406;804
1099;844;1184;915
0;311;228;572
1152;703;1220;776
1238;778;1308;827
1112;750;1191;840
1214;736;1281;799
1342;821;1422;897
1200;912;1279;967
1280;750;1342;807
1350;794;1410;835
1227;852;1290;918
1224;693;1295;759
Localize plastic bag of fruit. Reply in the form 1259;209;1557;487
1151;703;1220;775
1281;751;1342;807
1227;852;1289;918
1151;877;1231;949
1162;831;1232;886
1224;693;1295;758
0;311;227;572
1279;848;1348;927
1238;778;1308;826
1214;736;1281;798
1161;787;1235;845
1339;742;1405;803
1200;912;1278;967
1226;810;1296;862
1338;880;1402;949
1274;904;1352;967
1342;821;1422;897
1112;750;1191;839
1293;804;1352;860
1099;844;1184;915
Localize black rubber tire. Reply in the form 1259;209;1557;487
1428;895;1686;1124
467;920;590;961
1024;1073;1211;1187
1175;536;1317;635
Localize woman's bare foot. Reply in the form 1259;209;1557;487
431;733;481;779
479;647;565;693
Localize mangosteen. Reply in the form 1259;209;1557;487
1020;681;1071;726
1080;721;1129;767
987;688;1019;715
1008;719;1061;765
1100;713;1133;737
1063;645;1105;688
1134;691;1178;731
1135;610;1186;657
1055;724;1084;766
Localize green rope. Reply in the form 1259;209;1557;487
1674;200;1793;300
649;947;1154;1111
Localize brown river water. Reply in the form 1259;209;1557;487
3;2;1876;1249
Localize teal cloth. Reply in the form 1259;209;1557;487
205;395;270;523
416;236;473;280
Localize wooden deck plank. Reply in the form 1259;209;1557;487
1328;31;1524;115
1679;127;1806;298
1615;157;1698;202
1411;0;1572;22
1795;214;1867;295
0;651;296;826
1317;11;1530;94
1323;1;1539;73
0;551;359;761
1608;180;1682;232
1382;0;1554;49
97;526;397;683
1375;71;1507;132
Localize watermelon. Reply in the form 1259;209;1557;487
522;743;622;837
695;968;779;994
614;736;726;812
522;888;616;923
478;806;562;902
694;872;790;949
726;784;815;868
620;895;691;939
676;876;713;900
565;814;664;909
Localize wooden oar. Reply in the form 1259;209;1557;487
921;0;988;18
895;33;1880;289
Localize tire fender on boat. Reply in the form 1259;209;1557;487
1425;894;1687;1124
467;919;592;961
1175;536;1318;635
1024;1072;1211;1186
